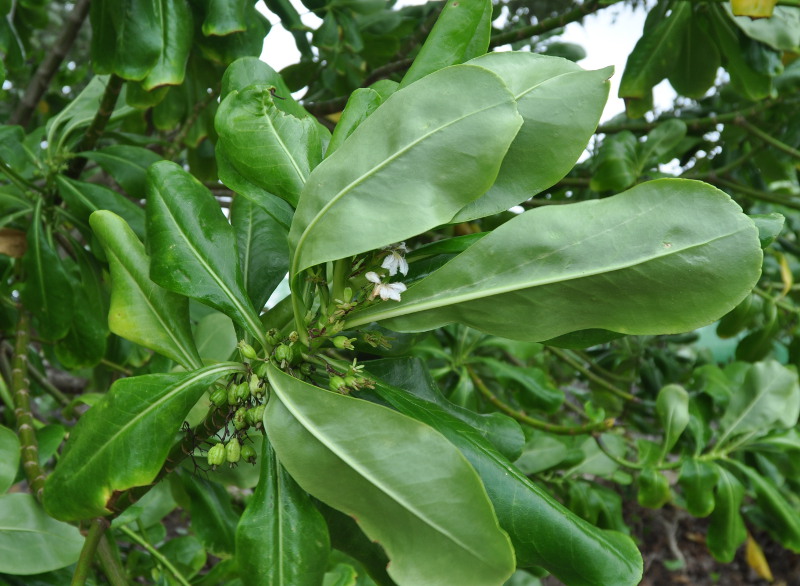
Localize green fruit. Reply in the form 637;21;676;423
210;387;227;408
226;438;241;464
241;444;257;464
233;407;248;430
329;376;347;393
207;443;225;467
238;341;258;360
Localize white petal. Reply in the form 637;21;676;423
398;256;409;276
381;254;400;276
365;271;381;284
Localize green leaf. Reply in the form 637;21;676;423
289;64;522;276
656;384;689;458
0;493;84;574
202;0;249;36
637;119;687;168
706;466;747;562
160;535;207;579
726;458;800;550
90;210;203;369
636;467;671;509
401;0;492;87
477;357;564;413
367;376;643;585
750;213;785;248
43;362;243;521
365;357;525;461
178;472;240;557
454;53;611;222
81;145;163;199
236;435;330;585
21;208;73;341
326;88;383;156
0;424;20;494
717;360;800;451
195;312;237;363
196;6;271;65
346;179;762;342
140;0;192;89
668;16;721;98
57;175;146;239
590;131;638;192
221;58;311;119
727;5;800;52
146;161;265;346
93;0;163;81
231;195;290;313
678;458;719;517
265;365;515;586
216;86;325;207
619;1;691;117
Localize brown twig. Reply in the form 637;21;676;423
9;0;92;128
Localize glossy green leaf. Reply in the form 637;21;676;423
231;195;290;313
727;458;800;550
477;357;564;413
346;180;762;342
636;467;671;509
367;376;643;585
146;161;265;346
717;360;800;451
265;365;515;586
290;64;522;276
236;435;330;585
216;86;324;207
140;0;192;89
0;493;84;574
196;7;271;65
708;3;772;101
751;213;785;248
727;5;800;52
21;210;73;341
706;466;747;562
160;535;207;579
514;432;571;476
81;145;162;200
43;362;242;521
90;210;203;369
326;88;383;156
668;16;721;98
178;472;240;557
202;0;249;35
365;357;525;461
194;312;237;363
589;131;638;192
637;119;687;167
401;0;492;87
57;175;146;239
454;53;611;222
656;384;689;458
678;458;719;517
94;0;162;80
261;0;313;57
221;58;310;119
0;424;20;494
619;1;691;116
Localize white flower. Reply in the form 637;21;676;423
365;271;406;302
381;242;409;276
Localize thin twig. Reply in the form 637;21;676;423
468;366;614;435
96;535;128;586
118;525;192;586
548;347;639;402
26;361;71;406
489;0;607;48
736;118;800;161
9;0;91;128
707;176;800;211
11;311;46;501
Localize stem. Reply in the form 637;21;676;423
96;535;128;586
65;75;125;179
706;176;800;210
26;361;71;406
70;518;109;586
118;525;192;586
163;86;219;160
0;368;15;426
490;0;608;48
467;366;614;435
9;0;92;128
547;347;639;403
11;311;46;501
100;358;133;376
737;118;800;161
593;434;682;471
0;156;41;194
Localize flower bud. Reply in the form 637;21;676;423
275;343;293;363
207;443;225;468
329;376;347;393
210;387;227;408
288;331;299;344
226;438;241;464
241;444;257;464
332;336;355;350
237;341;258;360
342;287;353;303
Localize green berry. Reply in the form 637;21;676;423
253;360;269;378
329;376;347;393
210;387;227;408
241;444;257;464
227;385;239;406
266;328;281;346
233;407;248;430
275;344;293;363
238;341;258;360
236;381;250;403
207;443;225;467
226;438;241;464
249;375;263;397
288;331;299;343
332;336;355;350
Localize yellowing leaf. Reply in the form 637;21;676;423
731;0;777;18
745;533;774;581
